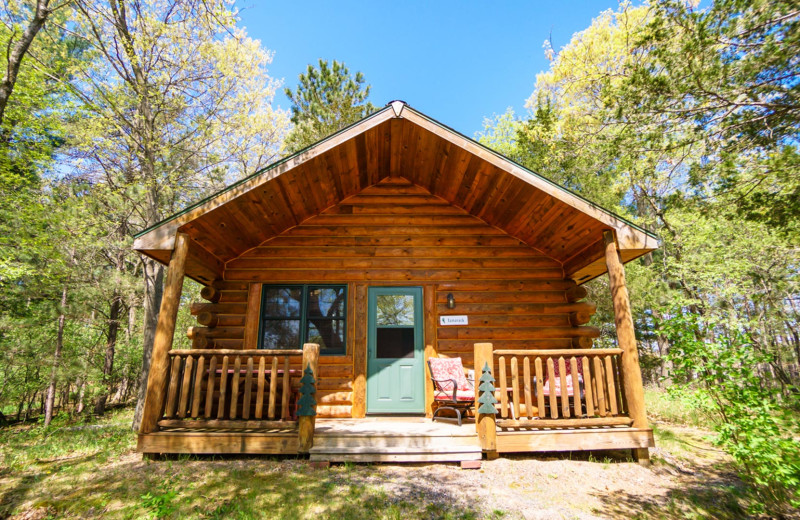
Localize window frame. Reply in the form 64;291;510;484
257;284;347;356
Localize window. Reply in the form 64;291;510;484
259;285;346;355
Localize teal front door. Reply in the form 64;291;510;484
366;287;425;413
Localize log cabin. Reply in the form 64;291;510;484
134;101;658;463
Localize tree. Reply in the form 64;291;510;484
0;1;288;425
284;59;376;152
66;0;288;428
620;0;800;237
0;0;57;126
0;1;90;427
479;3;799;510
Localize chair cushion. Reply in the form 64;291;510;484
429;357;471;390
429;357;473;402
542;361;584;397
434;389;475;402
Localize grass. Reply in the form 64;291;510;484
0;408;486;519
0;395;783;519
644;386;716;428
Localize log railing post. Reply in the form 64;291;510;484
603;230;650;465
424;344;436;418
140;232;190;434
297;343;320;453
474;342;497;458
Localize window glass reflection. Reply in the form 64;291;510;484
376;295;415;326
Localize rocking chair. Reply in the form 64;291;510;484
428;357;475;426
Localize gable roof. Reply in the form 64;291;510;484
134;101;658;285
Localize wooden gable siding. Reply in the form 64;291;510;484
175;117;621;265
190;177;599;418
140;115;656;288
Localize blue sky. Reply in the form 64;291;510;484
239;1;621;137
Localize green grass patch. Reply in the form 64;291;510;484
0;408;488;519
645;387;716;428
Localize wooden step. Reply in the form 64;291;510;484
310;445;481;455
309;451;482;463
309;418;482;462
312;436;480;450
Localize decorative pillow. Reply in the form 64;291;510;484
428;357;472;401
542;360;584;397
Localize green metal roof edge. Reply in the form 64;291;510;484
402;105;660;242
133;105;394;239
135;101;658;244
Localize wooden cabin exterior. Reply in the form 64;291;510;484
133;101;658;463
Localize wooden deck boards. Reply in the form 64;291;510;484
314;417;477;437
495;427;654;453
137;431;299;454
139;417;653;459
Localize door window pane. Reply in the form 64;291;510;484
376;295;415;326
376;328;415;359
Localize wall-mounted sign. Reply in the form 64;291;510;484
439;315;468;326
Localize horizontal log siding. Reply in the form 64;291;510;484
197;178;596;418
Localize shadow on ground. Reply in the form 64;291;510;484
593;455;751;519
2;452;492;519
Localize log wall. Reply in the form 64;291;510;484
187;177;598;418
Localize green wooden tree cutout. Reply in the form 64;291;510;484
477;362;498;415
296;365;317;417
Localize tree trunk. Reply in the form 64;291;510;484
25;391;37;422
44;283;67;427
786;322;800;367
132;256;163;430
76;377;85;414
95;292;122;415
127;304;135;341
60;385;69;412
84;0;164;431
0;0;51;125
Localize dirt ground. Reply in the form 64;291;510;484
335;433;752;520
361;451;737;519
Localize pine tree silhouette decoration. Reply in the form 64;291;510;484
477;362;498;415
296;365;317;416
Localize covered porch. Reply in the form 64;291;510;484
138;338;654;463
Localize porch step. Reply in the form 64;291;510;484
310;430;481;462
310;451;482;463
312;434;480;450
313;445;481;454
309;418;482;463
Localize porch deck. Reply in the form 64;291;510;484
137;343;654;461
138;416;653;461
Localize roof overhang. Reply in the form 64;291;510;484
134;102;658;285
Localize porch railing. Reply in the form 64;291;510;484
491;348;631;428
157;345;321;435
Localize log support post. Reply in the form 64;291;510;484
424;344;436;418
298;343;320;453
474;342;497;458
603;230;650;466
140;232;190;435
